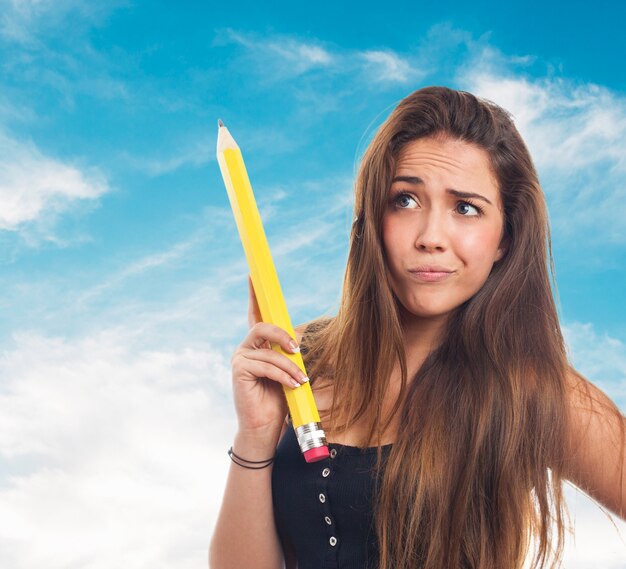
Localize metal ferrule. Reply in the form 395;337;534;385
295;421;327;452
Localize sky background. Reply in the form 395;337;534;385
1;0;626;567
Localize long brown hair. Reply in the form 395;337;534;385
300;86;622;568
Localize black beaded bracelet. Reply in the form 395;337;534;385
228;446;275;469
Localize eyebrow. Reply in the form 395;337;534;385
391;176;494;206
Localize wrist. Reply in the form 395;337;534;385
228;446;274;469
233;429;280;461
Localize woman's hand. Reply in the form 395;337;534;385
230;275;308;441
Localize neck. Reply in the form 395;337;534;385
398;305;449;364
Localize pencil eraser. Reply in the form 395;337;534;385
304;446;330;463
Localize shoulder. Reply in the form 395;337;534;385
564;366;622;433
294;316;334;348
563;366;626;519
293;322;308;346
563;366;623;459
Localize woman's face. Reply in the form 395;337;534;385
382;135;507;324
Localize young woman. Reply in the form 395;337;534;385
209;86;626;569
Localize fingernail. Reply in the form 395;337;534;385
289;340;300;353
291;379;301;388
300;374;309;382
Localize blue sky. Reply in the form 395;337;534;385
1;1;625;567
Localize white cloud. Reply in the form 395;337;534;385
463;69;626;173
265;39;332;67
123;139;212;176
214;28;422;87
0;328;233;569
216;28;334;78
122;125;300;177
75;235;202;306
0;131;109;238
0;95;36;124
361;49;420;83
457;48;626;244
0;0;123;44
0;0;130;110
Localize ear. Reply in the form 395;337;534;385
494;235;509;263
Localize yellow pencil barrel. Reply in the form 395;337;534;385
216;121;329;463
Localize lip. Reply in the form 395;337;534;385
408;266;455;283
409;265;454;273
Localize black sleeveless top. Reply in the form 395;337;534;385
271;320;393;568
271;415;393;569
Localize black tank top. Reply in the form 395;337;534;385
271;424;393;569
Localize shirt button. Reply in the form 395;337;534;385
322;467;330;477
330;449;337;458
325;516;332;525
329;536;337;546
319;493;326;503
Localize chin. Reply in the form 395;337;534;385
413;310;451;321
399;300;453;321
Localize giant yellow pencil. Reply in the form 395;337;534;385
216;119;329;463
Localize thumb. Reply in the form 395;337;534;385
247;274;263;329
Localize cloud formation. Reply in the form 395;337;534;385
214;28;423;85
0;328;232;568
214;28;334;79
360;49;421;83
458;48;626;244
0;0;121;44
0;131;109;247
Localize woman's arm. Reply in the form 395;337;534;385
562;366;626;520
209;324;307;569
209;429;285;569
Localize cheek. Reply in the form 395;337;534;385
456;228;501;271
382;221;407;267
381;218;395;255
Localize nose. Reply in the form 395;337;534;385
414;209;448;252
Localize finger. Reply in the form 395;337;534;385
245;322;301;356
247;274;263;329
242;347;308;386
237;355;308;389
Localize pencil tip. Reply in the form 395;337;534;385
217;118;224;128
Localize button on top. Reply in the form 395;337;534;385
329;536;337;546
319;493;326;503
330;448;337;458
322;467;330;477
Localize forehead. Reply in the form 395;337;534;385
394;136;500;201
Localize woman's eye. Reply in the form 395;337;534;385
393;193;417;208
456;201;482;217
392;192;483;217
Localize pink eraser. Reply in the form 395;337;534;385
303;446;330;463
